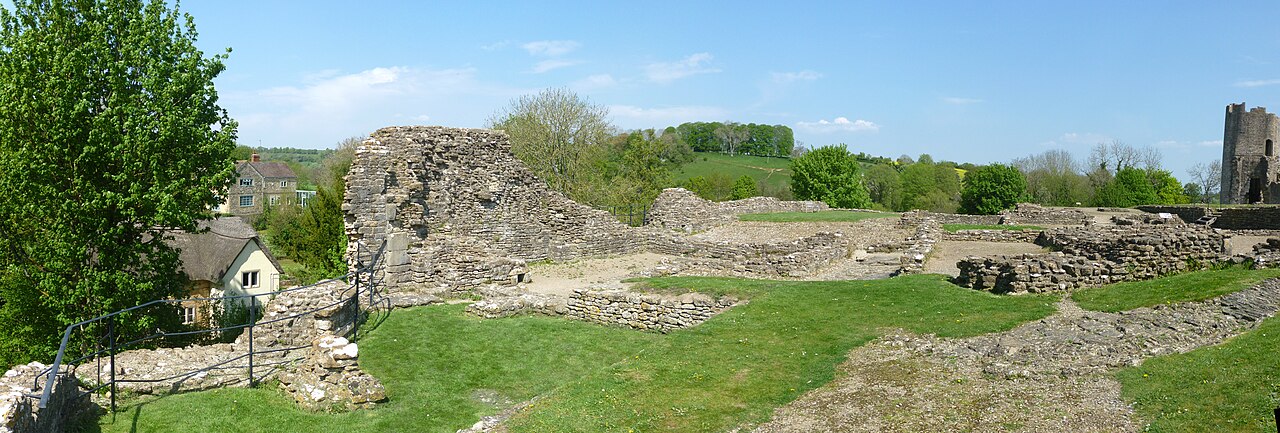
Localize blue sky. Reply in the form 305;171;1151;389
51;2;1280;177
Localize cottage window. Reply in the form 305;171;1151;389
239;195;253;207
269;195;280;205
182;306;197;324
240;178;254;187
280;180;289;188
242;270;259;288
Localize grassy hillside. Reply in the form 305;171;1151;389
673;152;793;193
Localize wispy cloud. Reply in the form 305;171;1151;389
530;59;581;73
609;104;729;128
522;40;580;57
480;40;512;51
942;96;984;105
1235;78;1280;88
771;70;822;83
795;117;879;133
646;53;720;83
572;74;618;90
1040;132;1112;147
225;66;523;147
1154;139;1223;151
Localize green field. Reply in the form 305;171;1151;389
97;275;1055;433
673;152;794;193
739;210;899;223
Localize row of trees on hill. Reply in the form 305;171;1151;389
790;140;1216;214
666;121;795;157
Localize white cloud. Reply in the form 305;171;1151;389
522;40;580;57
942;96;984;105
480;40;512;51
1041;132;1113;147
572;74;617;90
530;59;581;73
608;104;730;128
223;66;524;148
771;70;822;83
1154;139;1224;151
1235;78;1280;88
645;53;720;83
795;117;879;133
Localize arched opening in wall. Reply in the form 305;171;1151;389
1250;177;1264;203
1269;139;1275;157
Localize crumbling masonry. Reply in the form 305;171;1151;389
1222;102;1280;204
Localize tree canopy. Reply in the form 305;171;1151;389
0;0;236;364
789;145;870;209
959;164;1027;215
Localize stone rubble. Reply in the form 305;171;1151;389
277;335;387;411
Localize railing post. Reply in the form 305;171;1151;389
247;298;255;387
108;316;116;413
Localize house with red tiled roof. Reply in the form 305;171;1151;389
215;153;298;216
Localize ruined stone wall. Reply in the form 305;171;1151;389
344;127;643;292
646;188;829;233
562;289;737;333
955;226;1228;294
1222;103;1280;204
1211;207;1280;230
648;231;850;277
1136;205;1209;224
998;204;1090;226
1;363;87;433
943;229;1043;243
899;210;1000;226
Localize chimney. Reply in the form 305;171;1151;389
251;153;260;162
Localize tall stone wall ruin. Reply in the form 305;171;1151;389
1222;102;1280;204
344;126;644;292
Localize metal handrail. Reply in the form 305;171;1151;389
33;240;388;409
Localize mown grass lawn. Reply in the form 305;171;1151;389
1118;315;1280;432
941;223;1045;232
94;274;1055;433
1071;266;1280;312
738;210;898;223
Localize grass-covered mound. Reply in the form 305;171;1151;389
97;275;1055;433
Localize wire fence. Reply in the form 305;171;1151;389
24;241;388;413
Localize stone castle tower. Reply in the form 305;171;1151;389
1222;102;1280;204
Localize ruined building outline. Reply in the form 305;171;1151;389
1222;102;1280;204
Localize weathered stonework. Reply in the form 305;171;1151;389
343;127;643;293
647;188;829;233
997;203;1090;226
277;335;386;411
1;363;87;433
890;212;943;275
955;225;1228;294
562;289;737;333
942;229;1043;243
648;231;851;278
1221;102;1280;204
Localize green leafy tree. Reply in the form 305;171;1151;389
959;164;1027;215
264;139;355;283
0;0;236;364
790;145;871;208
488;88;613;202
863;164;903;211
1147;169;1188;205
730;175;759;200
1093;166;1158;207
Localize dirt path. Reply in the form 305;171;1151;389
753;279;1280;432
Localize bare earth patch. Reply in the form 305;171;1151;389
923;241;1047;277
521;252;679;297
752;331;1138;433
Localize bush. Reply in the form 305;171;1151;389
789;146;871;209
959;163;1027;214
729;175;759;200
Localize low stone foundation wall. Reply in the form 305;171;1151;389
943;229;1043;243
999;204;1090;226
277;335;386;412
563;289;737;333
649;231;850;277
892;216;942;275
1;363;88;433
955;225;1228;294
900;211;999;226
647;188;829;233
